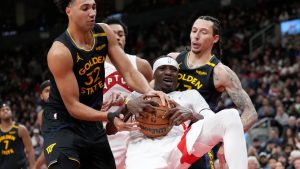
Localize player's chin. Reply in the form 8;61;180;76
161;86;174;93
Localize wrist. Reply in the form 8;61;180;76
107;112;120;124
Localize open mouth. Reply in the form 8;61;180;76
163;78;174;86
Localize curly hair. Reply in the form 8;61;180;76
54;0;73;14
102;17;128;36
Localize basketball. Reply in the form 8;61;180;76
136;96;172;138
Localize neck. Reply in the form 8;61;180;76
0;119;13;131
188;49;213;68
67;24;93;48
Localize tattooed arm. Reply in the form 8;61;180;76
214;63;258;132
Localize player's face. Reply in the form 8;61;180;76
109;24;126;49
190;19;219;54
67;0;96;31
154;65;178;93
0;105;12;120
40;86;50;102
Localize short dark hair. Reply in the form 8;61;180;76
40;80;51;92
102;17;128;36
54;0;73;14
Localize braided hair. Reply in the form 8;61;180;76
198;16;223;58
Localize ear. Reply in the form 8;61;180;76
213;35;219;43
66;6;71;16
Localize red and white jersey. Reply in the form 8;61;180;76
104;54;137;112
104;54;137;169
125;90;216;169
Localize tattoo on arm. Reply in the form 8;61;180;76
224;67;257;132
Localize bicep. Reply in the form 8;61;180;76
18;126;33;151
136;58;152;82
218;65;248;110
48;44;79;109
99;23;134;75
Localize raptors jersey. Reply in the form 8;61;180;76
104;54;137;112
0;123;27;169
125;90;214;169
104;54;137;169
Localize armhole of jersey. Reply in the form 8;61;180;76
176;51;186;61
208;56;220;91
55;32;77;64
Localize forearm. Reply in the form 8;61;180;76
123;70;153;94
35;153;45;169
27;149;35;169
229;89;258;132
66;101;109;121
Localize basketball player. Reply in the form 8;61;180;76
124;56;247;169
102;17;152;111
102;18;152;169
0;104;35;169
168;16;258;168
33;80;51;169
42;0;168;169
36;80;51;128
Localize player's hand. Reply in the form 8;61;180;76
217;143;226;169
113;117;140;132
164;100;202;125
127;95;159;118
144;90;170;107
163;101;193;126
101;92;126;111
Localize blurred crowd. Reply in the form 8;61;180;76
1;0;300;168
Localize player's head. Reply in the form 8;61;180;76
40;80;51;102
190;16;222;56
103;17;128;49
54;0;96;31
153;56;178;93
0;104;13;121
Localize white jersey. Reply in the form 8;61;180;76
125;89;247;169
125;90;214;169
104;54;137;169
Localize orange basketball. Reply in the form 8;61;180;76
136;96;172;138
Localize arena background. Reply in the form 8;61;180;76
1;0;300;168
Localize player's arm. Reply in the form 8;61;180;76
99;23;152;94
167;52;180;60
19;125;35;169
136;57;152;82
33;152;45;169
214;63;258;132
36;110;43;128
47;42;110;121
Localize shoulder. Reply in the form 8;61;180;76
18;124;29;137
47;41;73;73
214;63;241;89
48;41;71;60
97;23;113;38
167;52;180;59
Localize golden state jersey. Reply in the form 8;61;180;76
44;24;108;136
47;24;107;112
176;51;221;110
0;123;27;169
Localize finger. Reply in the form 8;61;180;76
164;108;177;119
168;99;177;108
143;100;160;107
169;111;181;125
